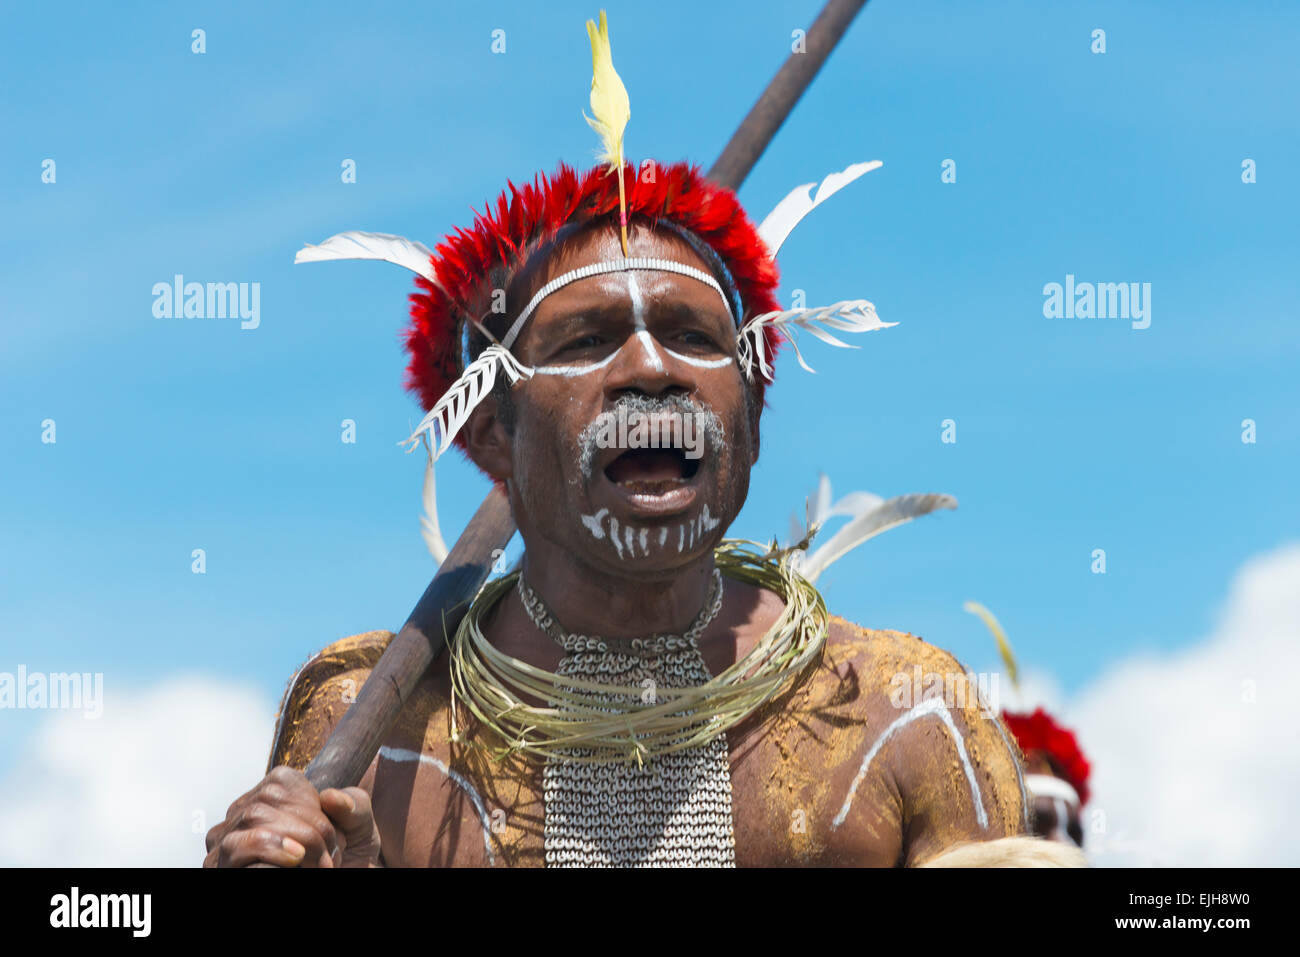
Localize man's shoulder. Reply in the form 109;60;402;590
267;630;395;772
815;614;976;702
779;614;1011;770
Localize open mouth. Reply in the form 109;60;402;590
604;448;700;494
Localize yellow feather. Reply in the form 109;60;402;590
584;10;630;171
964;600;1020;690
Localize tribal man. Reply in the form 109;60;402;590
204;12;1065;868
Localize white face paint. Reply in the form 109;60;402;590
627;274;667;372
530;271;733;376
580;509;609;539
696;504;720;539
635;330;665;371
532;350;619;377
608;516;623;558
662;349;734;369
579;508;723;560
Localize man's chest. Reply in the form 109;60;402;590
368;699;902;867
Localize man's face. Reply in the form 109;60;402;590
482;223;759;579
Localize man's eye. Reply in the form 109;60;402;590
565;335;605;351
675;330;719;349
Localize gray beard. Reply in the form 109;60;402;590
576;393;727;481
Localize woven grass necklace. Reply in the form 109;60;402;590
447;540;828;764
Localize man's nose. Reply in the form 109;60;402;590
603;329;691;399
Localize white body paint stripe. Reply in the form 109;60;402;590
832;696;989;830
378;745;497;865
983;693;1032;832
977;686;1034;832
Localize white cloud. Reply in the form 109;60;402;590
0;676;274;867
1009;544;1300;866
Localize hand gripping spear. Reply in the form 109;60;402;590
290;0;872;797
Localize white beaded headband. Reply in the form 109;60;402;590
499;257;734;349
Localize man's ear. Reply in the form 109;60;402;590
463;396;513;480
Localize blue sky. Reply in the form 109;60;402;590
2;0;1297;782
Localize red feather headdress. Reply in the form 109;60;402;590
1001;707;1092;806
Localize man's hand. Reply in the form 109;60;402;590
203;766;381;868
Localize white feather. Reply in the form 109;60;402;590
791;476;884;545
756;160;883;257
798;492;958;584
295;230;441;286
401;344;533;460
827;490;885;520
738;299;897;380
812;473;834;527
419;434;449;565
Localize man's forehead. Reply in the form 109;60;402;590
535;269;729;321
513;225;730;325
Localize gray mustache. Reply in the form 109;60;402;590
577;394;726;479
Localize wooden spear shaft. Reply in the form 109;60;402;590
300;0;871;795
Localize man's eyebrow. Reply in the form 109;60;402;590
645;298;733;324
537;298;629;326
